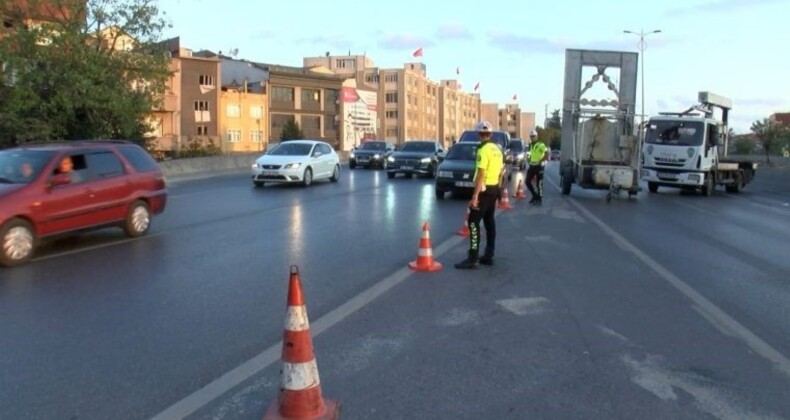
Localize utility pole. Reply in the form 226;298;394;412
544;103;549;128
623;29;661;141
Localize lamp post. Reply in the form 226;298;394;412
623;29;661;141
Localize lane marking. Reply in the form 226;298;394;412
547;177;790;380
151;228;469;419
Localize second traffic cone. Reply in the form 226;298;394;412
409;221;443;272
456;207;470;237
263;266;340;420
514;179;527;199
498;186;514;209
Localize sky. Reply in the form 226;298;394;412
157;0;790;133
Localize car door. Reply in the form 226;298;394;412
83;150;130;224
36;153;95;235
320;144;336;176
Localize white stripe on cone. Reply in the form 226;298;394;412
418;248;433;257
284;306;310;331
422;231;430;239
281;360;321;391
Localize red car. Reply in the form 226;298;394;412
0;141;168;267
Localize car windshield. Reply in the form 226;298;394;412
445;143;478;161
400;142;435;153
359;142;386;151
508;141;524;152
645;121;704;146
459;131;508;151
0;150;55;184
268;142;313;156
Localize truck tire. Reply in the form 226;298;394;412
648;182;659;193
561;174;572;195
701;174;714;196
726;171;743;193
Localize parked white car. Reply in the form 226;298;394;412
251;140;340;187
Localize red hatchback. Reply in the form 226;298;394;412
0;141;168;267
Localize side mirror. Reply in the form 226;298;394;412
50;173;71;187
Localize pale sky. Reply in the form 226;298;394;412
158;0;790;133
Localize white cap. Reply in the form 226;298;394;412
529;129;538;137
475;121;493;133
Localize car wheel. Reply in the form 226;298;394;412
435;188;445;199
648;182;658;193
124;200;151;238
387;172;395;179
330;164;340;182
302;167;313;187
0;218;36;267
253;181;265;188
349;161;356;169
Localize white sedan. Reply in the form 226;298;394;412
251;140;340;187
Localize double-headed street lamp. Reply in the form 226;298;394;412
623;29;661;141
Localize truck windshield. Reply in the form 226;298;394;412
645;121;704;146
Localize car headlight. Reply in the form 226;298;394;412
373;154;380;159
438;170;453;178
517;152;525;159
350;152;355;158
387;156;395;162
252;163;259;169
283;163;302;169
420;157;431;163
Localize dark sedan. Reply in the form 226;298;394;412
434;142;478;199
386;141;445;179
349;140;395;169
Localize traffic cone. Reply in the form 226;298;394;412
498;186;514;210
409;221;443;272
514;179;527;199
263;266;340;420
456;208;470;237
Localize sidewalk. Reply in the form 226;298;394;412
185;193;788;420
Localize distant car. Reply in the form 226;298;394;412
0;141;168;267
435;141;479;199
386;141;445;179
458;130;510;154
506;139;528;170
349;140;395;169
251;140;340;187
550;149;561;161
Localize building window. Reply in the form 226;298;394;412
226;129;242;142
199;75;215;86
365;74;380;83
251;130;263;143
250;106;263;119
386;110;398;119
272;86;294;101
386;128;399;138
385;92;398;103
271;114;294;128
197;126;208;136
302;88;321;104
302;115;321;130
385;74;398;83
194;101;209;111
227;104;241;118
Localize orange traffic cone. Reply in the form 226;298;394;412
263;266;340;420
456;208;470;237
409;221;443;272
498;186;514;209
514;179;527;199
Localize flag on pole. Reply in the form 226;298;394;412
412;47;423;57
456;67;460;75
512;94;518;100
474;82;480;91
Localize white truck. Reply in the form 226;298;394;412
641;92;757;196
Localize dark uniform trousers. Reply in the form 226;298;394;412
468;185;500;257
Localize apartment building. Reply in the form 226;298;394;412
304;54;375;76
438;79;481;147
481;103;499;127
519;112;537;139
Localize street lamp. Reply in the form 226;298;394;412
623;29;661;141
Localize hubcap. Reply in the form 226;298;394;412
3;226;33;261
305;170;312;184
132;206;150;233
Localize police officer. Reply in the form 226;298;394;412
526;129;549;205
455;121;504;269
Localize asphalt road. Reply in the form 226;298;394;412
1;163;788;420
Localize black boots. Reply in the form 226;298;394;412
479;249;495;266
454;252;479;269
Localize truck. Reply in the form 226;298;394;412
641;92;757;195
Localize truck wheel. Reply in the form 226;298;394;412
701;174;714;196
648;182;659;193
726;171;743;193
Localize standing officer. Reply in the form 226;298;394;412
455;121;504;269
526;129;549;205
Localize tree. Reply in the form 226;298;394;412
0;0;172;149
547;109;562;130
535;125;561;150
281;119;304;141
750;118;790;164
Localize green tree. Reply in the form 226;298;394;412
547;109;562;130
750;118;790;164
281;120;304;141
733;139;756;155
535;126;561;149
0;0;172;149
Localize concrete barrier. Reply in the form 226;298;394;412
160;151;352;181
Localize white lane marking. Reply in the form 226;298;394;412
496;297;551;316
547;178;790;379
32;232;166;263
150;232;467;420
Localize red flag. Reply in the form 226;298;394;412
512;94;517;100
474;82;480;91
456;67;460;75
412;47;423;57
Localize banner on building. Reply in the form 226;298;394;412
342;87;378;145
